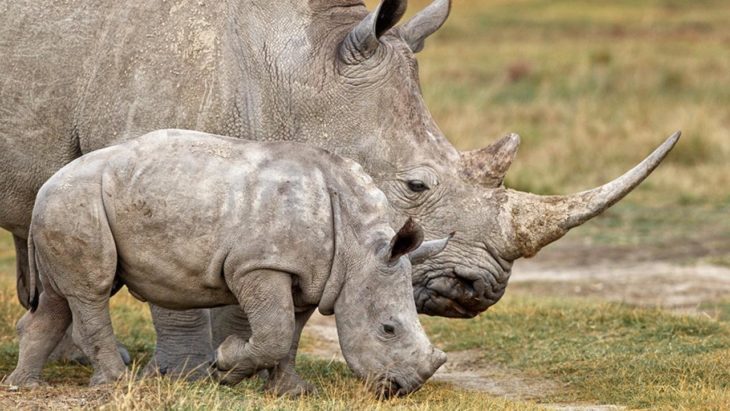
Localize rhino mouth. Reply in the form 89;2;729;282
374;374;421;399
415;269;507;318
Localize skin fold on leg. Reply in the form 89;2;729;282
143;305;214;380
213;269;295;386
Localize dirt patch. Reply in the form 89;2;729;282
512;237;730;313
432;349;559;400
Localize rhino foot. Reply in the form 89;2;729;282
89;368;129;387
141;353;213;381
263;368;317;397
5;370;47;389
48;327;130;366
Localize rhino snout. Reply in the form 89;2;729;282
418;347;446;380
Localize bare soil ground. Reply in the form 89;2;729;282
511;238;730;314
300;237;730;409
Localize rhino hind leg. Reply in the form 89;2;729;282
47;324;131;366
213;269;295;386
6;287;72;387
68;296;127;386
263;307;317;396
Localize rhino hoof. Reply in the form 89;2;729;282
5;372;47;389
117;343;131;366
264;372;318;397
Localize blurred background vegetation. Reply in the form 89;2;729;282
389;0;730;260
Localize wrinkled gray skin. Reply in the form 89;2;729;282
7;130;448;397
0;0;679;387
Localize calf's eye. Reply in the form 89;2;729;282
407;180;429;192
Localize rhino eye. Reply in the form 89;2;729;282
382;324;396;335
407;180;429;192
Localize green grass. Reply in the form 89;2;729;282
563;201;730;248
2;267;729;409
421;293;730;409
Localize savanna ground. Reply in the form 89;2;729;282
1;0;729;409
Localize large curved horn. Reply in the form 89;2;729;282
401;0;451;53
506;131;681;258
461;133;520;188
339;0;407;63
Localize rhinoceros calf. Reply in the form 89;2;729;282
7;129;449;396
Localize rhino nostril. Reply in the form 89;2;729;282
432;348;447;370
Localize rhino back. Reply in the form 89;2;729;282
91;131;343;309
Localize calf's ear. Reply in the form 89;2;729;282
387;218;425;264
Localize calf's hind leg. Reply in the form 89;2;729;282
67;295;127;386
6;286;72;387
214;269;295;386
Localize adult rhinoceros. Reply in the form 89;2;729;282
0;0;678;387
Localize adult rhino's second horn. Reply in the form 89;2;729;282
504;131;681;259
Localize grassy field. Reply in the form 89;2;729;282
1;0;729;409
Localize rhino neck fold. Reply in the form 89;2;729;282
318;191;348;315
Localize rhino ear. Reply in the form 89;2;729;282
387;218;425;264
340;0;407;62
401;0;451;53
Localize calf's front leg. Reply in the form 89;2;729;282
214;269;294;386
264;307;316;396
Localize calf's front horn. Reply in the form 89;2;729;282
505;131;681;259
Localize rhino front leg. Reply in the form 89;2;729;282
263;306;316;396
143;305;213;380
214;269;294;386
211;305;251;349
